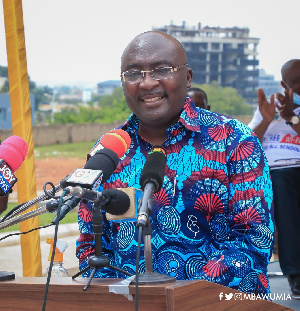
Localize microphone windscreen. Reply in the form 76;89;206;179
102;188;130;215
140;146;167;193
100;129;131;159
0;136;28;172
84;148;119;183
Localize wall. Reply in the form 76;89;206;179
0;116;253;146
0;122;120;146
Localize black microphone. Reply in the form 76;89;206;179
63;187;130;215
52;128;131;223
136;146;167;228
53;129;131;222
52;149;120;223
60;148;119;190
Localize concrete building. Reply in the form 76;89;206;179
97;80;121;96
153;21;260;104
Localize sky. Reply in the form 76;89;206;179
0;0;299;88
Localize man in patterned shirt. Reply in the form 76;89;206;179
76;31;274;296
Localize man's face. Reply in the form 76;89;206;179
121;33;192;130
283;61;300;95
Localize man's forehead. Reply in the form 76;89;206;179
121;32;183;69
283;60;300;78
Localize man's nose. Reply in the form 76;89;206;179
139;71;159;89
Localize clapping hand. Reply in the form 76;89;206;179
257;88;276;123
276;88;295;121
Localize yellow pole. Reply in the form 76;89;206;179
3;0;42;276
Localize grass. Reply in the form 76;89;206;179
34;141;95;159
1;202;78;233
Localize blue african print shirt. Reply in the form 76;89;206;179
76;97;274;296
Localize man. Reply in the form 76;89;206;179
76;31;274;296
187;87;210;110
248;59;300;297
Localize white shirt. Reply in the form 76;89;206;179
248;106;300;168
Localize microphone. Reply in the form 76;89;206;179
105;187;142;222
88;129;131;159
0;136;28;196
53;129;131;222
60;148;119;190
63;186;130;215
136;146;167;228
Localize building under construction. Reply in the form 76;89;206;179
153;22;260;104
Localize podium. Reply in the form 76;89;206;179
0;277;292;310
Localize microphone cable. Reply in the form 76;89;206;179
42;190;66;311
135;225;143;311
0;223;54;242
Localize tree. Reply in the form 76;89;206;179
191;82;252;116
50;87;132;124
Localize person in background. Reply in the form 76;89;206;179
76;31;274;297
187;87;210;110
248;59;300;297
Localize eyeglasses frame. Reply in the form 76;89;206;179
120;64;188;83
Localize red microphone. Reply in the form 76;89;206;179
88;129;131;159
0;136;28;196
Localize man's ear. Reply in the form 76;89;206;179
187;68;193;88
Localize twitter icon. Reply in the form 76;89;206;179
225;293;233;300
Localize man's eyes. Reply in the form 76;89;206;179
153;67;172;73
127;71;141;77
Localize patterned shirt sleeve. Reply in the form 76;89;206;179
192;119;274;296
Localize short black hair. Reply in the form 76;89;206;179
187;87;208;103
281;59;300;79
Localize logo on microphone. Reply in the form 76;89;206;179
64;168;103;189
0;160;17;194
0;161;17;184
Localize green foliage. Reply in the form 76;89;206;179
51;87;131;124
191;82;252;116
31;85;53;109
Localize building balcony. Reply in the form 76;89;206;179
240;59;259;66
238;70;259;78
223;47;244;53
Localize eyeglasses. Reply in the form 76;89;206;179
120;64;188;84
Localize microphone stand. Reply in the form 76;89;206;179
72;198;133;291
134;183;175;284
133;218;175;284
0;200;59;230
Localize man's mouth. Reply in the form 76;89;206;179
143;96;163;103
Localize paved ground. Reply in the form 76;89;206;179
0;222;80;277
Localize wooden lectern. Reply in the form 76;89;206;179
0;277;293;310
